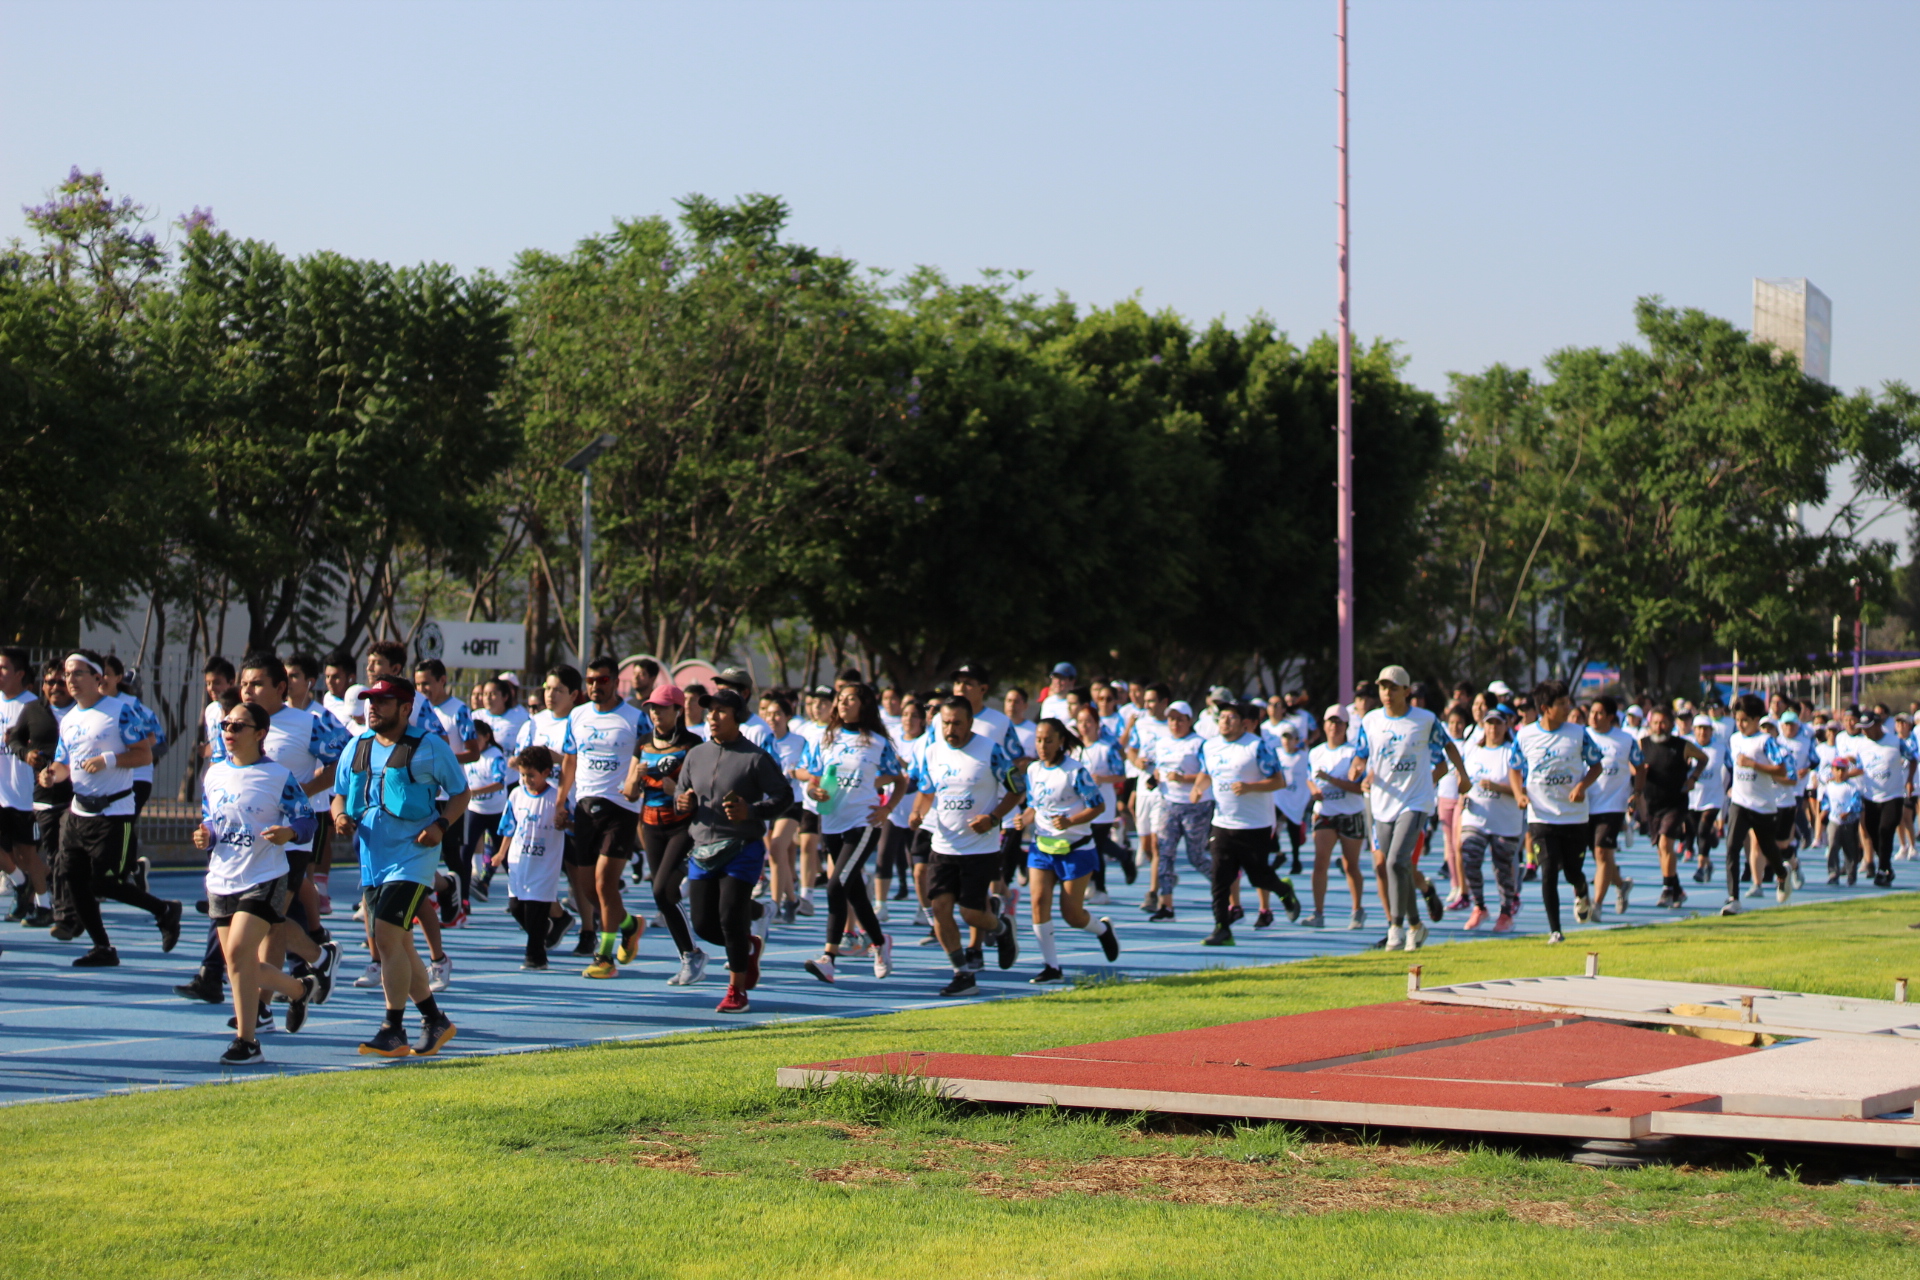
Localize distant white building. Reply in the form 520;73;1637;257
1752;277;1831;384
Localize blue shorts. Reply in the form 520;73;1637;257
686;838;767;882
1026;838;1097;882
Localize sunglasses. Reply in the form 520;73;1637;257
220;720;258;734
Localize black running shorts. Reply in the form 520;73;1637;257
1590;812;1626;851
211;874;294;925
363;880;429;929
571;797;639;864
0;806;35;848
927;852;995;911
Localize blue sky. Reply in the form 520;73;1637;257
5;0;1915;534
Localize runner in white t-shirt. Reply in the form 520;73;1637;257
1194;702;1297;944
1456;705;1527;931
1307;705;1368;929
1352;666;1467;952
1583;697;1644;916
1513;679;1603;942
0;647;52;924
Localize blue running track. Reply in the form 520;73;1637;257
0;837;1896;1105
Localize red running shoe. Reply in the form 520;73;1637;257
743;934;765;989
717;985;750;1014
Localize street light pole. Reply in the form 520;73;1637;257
1335;0;1355;702
562;433;618;666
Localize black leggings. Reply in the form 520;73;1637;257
1863;798;1903;878
1528;822;1591;935
508;898;552;962
62;818;169;950
641;819;696;954
824;827;886;951
998;826;1024;883
1725;804;1789;898
450;811;500;903
1090;822;1129;892
687;874;762;971
1687;808;1721;861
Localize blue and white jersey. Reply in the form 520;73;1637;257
1125;713;1170;778
464;744;510;816
1146;731;1207;805
1071;733;1126;823
801;728;903;837
55;696;150;817
428;696;478;748
910;733;1022;856
1001;720;1039;830
1459;740;1526;839
1023;756;1103;843
1688;737;1729;811
889;735;926;830
1307;741;1365;819
1514;721;1605;824
1354;706;1449;823
199;756;314;896
0;690;40;811
922;705;1023;762
1199;732;1280;830
474;706;517;753
1584;726;1643;816
523;710;570;786
112;694;165;786
766;729;810;804
1270;742;1311;826
1727;730;1795;811
1849;731;1911;805
497;782;564;901
1778;729;1816;799
292;701;351;804
1821;753;1863;822
563;700;650;813
254;704;349;849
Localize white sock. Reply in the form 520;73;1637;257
799;886;813;902
313;873;330;893
1077;917;1106;937
36;891;51;908
1032;918;1059;968
7;870;24;888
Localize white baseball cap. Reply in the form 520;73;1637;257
1488;680;1513;697
1375;664;1412;688
1167;700;1195;719
1323;704;1348;723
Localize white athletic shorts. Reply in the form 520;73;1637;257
1134;782;1166;832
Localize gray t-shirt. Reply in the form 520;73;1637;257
683;735;791;844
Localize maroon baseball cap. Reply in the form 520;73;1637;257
362;676;415;702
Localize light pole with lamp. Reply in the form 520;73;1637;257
562;433;618;666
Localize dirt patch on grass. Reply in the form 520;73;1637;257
810;1161;914;1186
590;1133;737;1177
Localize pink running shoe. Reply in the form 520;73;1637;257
1493;911;1514;932
1463;906;1487;930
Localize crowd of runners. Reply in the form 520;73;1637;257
2;643;1911;1066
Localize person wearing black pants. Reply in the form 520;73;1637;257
675;690;792;1012
1718;694;1798;914
1724;804;1790;905
1193;703;1296;947
1513;680;1603;944
1206;825;1290;941
628;683;704;984
1527;821;1592;940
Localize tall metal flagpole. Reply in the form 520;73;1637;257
1335;0;1355;700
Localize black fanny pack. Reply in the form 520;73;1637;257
72;787;135;817
690;837;747;871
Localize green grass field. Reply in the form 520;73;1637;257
10;895;1920;1278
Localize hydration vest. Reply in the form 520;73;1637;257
339;730;440;824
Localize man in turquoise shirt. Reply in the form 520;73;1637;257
332;676;470;1059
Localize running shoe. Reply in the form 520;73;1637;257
1692;860;1711;884
582;957;618;979
1088;889;1110;906
219;1037;264;1066
572;926;597;956
964;946;985;973
283;974;319;1033
1573;895;1594;924
994;914;1019;969
23;906;52;928
778;899;798;926
1547;930;1564;944
872;935;894;979
131;855;151;896
916;930;941;946
471;872;491;903
1826;873;1841;886
1744;882;1763;899
912;905;929;928
1656;888;1674;909
1445;894;1468;912
157;899;183;953
228;1003;275;1033
545;909;575;949
1384;925;1404;950
753;901;772;946
1096;918;1120;962
1719;899;1740;916
435;889;456;927
744;934;765;989
174;969;224;1003
1148;907;1176;922
428;955;453;992
793;897;815;917
1406;922;1427;952
1139;895;1158;913
6;885;27;921
1302;911;1324;929
617;914;645;964
669;949;708;986
1790;863;1805;890
805;953;837;984
1348;908;1366;931
1421;881;1445;922
1613;878;1633;914
1493;911;1513;933
874;900;889;924
353;961;382;988
892;880;911;900
311;947;339;1005
521;957;548;970
1463;906;1487;930
1029;965;1064;984
1523;864;1539;882
716;985;750;1013
1671;888;1687;909
938;971;978;998
413;1014;456;1057
1277;878;1302;923
72;946;119;967
1776;880;1793;906
1201;927;1234;947
1253;910;1275;930
1227;903;1245;925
